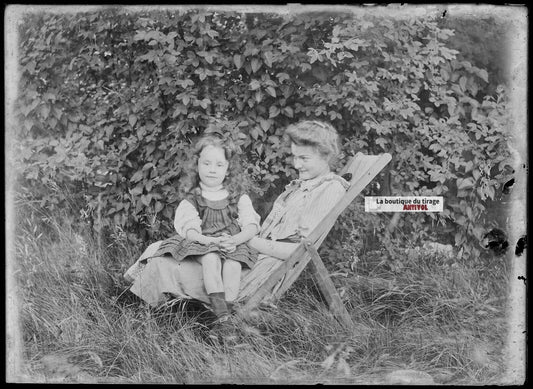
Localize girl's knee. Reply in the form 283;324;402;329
201;252;220;262
200;252;221;268
224;258;242;270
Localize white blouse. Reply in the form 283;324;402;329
259;172;349;241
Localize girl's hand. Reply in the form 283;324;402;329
218;234;237;253
206;236;223;245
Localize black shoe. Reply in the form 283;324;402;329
226;301;241;315
209;315;238;343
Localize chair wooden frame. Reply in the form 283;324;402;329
240;152;392;328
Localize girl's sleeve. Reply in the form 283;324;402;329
236;194;261;229
297;181;346;238
174;200;202;238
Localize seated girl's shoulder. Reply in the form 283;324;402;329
235;193;255;206
237;192;252;200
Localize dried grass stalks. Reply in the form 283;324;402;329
10;200;510;384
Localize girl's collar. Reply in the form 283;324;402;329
199;182;224;192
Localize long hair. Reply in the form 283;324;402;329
178;132;249;203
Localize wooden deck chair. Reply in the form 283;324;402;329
240;152;392;328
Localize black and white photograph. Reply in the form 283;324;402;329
5;4;527;384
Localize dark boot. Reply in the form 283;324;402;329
208;293;237;342
208;292;229;318
226;301;235;314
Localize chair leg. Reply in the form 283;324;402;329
303;241;354;329
271;255;311;301
241;243;309;312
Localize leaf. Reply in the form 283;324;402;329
249;79;261;91
263;51;273;67
133;31;147;41
478;68;488;83
251;58;261;73
130;170;144;183
206;29;219;38
167;31;178;41
259;119;271;131
255;90;263;103
256;143;264;155
47;116;58;129
457;177;474;190
163;206;174;219
129;114;137;127
466;205;473;219
440;68;450;82
469;81;479;97
129;185;143;196
281;85;293;99
376;137;388;149
205;52;214;64
140;194;150;206
200;98;210;109
155;201;164;213
172;104;187;117
329;110;341;121
269;105;280;118
276;72;290;83
233;54;242;69
52;106;63;120
39;104;51;119
459;76;467;92
266;86;276;97
486;185;495;200
308;48;320;64
250;127;260;140
142;162;154;171
282;106;294;118
455;215;467;226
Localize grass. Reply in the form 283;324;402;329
8;200;513;384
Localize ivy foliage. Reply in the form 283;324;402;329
14;8;513;259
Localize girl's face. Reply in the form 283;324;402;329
291;143;330;181
198;145;229;188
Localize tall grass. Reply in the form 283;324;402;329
10;198;511;384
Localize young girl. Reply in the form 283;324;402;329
142;132;260;329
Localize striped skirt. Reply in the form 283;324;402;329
152;234;257;269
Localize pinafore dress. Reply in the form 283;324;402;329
152;190;257;269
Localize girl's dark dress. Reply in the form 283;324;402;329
152;190;257;268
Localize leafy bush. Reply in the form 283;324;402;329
13;8;513;259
